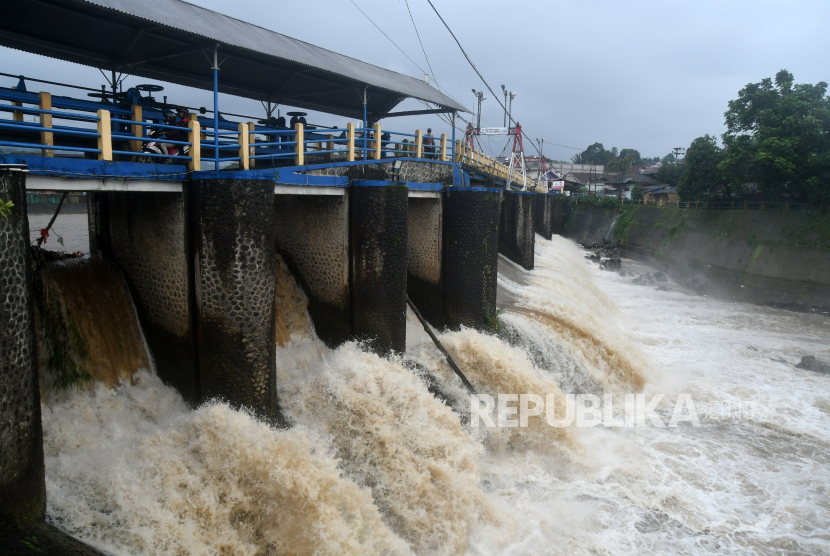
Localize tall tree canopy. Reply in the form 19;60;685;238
679;135;727;200
619;148;641;162
571;142;614;165
656;160;685;186
721;70;830;202
572;144;656;166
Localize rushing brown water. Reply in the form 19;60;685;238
39;234;830;555
35;255;151;391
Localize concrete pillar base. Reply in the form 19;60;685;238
534;192;554;240
192;177;278;420
351;181;408;355
552;197;568;236
442;187;501;330
0;169;45;521
105;190;199;404
499;190;536;270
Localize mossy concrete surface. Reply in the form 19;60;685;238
567;205;830;310
0;514;105;555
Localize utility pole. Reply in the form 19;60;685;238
672;147;685;164
508;91;517;128
471;89;486;133
501;84;508;127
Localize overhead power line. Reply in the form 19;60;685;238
424;0;587;157
423;0;540;155
403;0;448;106
348;0;464;114
348;0;427;77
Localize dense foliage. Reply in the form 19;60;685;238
678;135;727;200
721;70;830;202
679;70;830;202
656;162;686;187
571;143;659;166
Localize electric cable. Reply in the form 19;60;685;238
403;0;449;108
348;0;428;77
349;0;467;127
423;0;540;155
424;0;588;157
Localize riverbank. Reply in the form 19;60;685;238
565;203;830;312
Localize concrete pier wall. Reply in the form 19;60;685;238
407;196;443;326
534;193;554;240
351;181;408;354
192;177;279;420
499;190;535;270
0;170;45;521
442;187;501;330
551;197;568;236
274;193;350;347
102;191;199;404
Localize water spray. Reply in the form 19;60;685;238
406;296;476;394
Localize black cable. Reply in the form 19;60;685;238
423;0;541;156
403;0;449;108
425;0;588;157
348;0;428;77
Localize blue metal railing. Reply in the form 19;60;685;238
1;83;468;172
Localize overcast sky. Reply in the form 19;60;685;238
3;0;829;162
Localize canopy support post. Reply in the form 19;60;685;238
362;86;367;161
451;112;455;164
212;45;220;169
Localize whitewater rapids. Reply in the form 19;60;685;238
40;233;830;555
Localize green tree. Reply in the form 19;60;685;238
678;135;728;200
605;155;635;199
571;142;614;165
619;148;642;163
656;160;686;186
661;153;676;165
721;70;830;202
630;183;643;202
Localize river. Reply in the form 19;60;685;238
37;220;830;555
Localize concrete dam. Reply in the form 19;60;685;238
1;161;574;554
4;1;830;554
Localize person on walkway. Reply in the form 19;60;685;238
424;128;435;159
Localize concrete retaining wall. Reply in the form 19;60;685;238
0;170;45;521
443;187;501;330
102;191;198;404
274;194;350;347
407;196;443;326
564;203;619;245
351;181;409;354
192;178;279;420
567;204;830;310
499;190;535;270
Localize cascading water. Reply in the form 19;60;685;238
39;231;830;555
